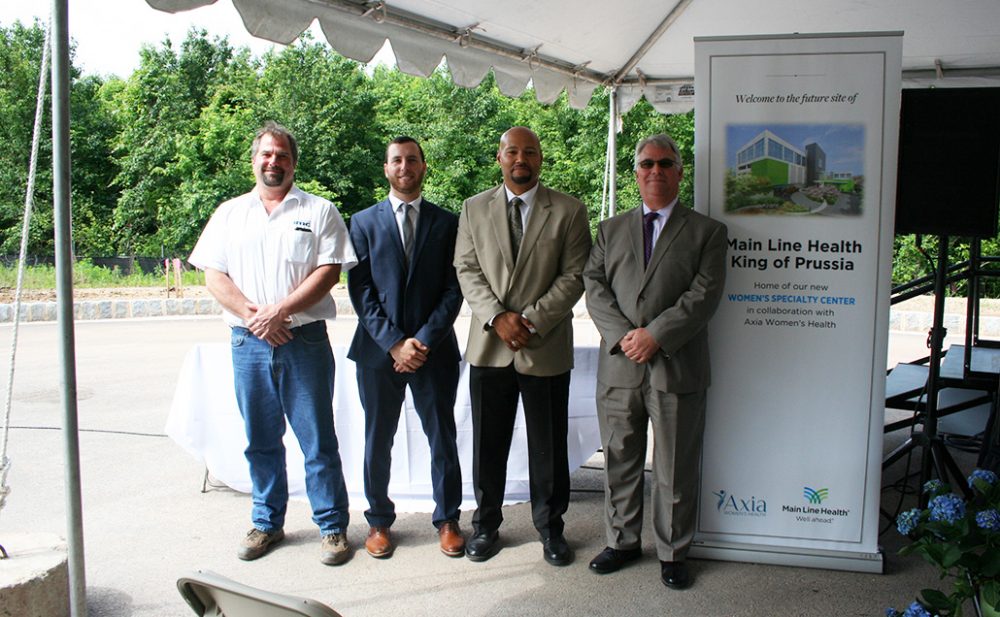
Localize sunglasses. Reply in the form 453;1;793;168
638;158;679;170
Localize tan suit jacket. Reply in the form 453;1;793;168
454;183;591;377
583;205;728;393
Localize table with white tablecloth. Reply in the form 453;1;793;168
166;343;601;512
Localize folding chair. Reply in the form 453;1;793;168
177;570;343;617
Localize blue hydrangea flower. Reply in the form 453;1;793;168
968;469;999;489
897;508;922;536
903;600;933;617
976;509;1000;532
923;479;945;495
929;494;966;524
885;608;901;617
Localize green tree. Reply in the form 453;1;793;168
0;19;54;255
69;74;121;255
110;29;241;254
257;36;383;219
383;69;517;212
160;52;260;254
0;18;119;257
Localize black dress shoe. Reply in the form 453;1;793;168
588;546;642;574
465;529;500;562
660;560;691;589
542;535;573;566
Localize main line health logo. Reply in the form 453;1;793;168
803;486;829;504
781;485;850;521
712;489;767;517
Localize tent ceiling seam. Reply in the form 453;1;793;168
611;0;694;85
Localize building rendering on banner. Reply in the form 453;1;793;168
805;142;826;185
734;129;854;190
735;130;808;186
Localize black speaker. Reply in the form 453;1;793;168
895;87;1000;238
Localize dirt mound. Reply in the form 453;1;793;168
0;286;214;304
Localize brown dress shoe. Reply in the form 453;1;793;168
438;520;465;557
365;526;394;558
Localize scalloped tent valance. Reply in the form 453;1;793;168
147;0;1000;114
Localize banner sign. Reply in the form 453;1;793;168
692;32;902;572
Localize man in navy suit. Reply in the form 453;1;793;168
348;136;465;559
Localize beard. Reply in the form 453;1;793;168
389;173;423;194
261;169;286;187
510;169;535;185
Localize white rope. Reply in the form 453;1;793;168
0;13;52;516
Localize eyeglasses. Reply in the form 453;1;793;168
638;158;679;170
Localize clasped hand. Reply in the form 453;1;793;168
493;311;534;352
390;338;429;373
618;327;660;364
245;302;293;346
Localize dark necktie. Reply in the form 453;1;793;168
508;197;524;260
643;211;658;268
401;202;414;266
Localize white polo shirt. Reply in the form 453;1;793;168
189;185;357;328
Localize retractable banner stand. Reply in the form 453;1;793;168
691;33;902;572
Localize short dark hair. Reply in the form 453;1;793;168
252;121;298;164
386;135;425;162
634;133;683;171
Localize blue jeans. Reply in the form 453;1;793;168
230;320;349;536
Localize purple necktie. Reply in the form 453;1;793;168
643;211;658;267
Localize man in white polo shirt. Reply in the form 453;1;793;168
189;121;357;566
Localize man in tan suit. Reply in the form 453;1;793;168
583;134;727;589
454;126;591;565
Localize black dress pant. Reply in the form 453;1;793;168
469;364;570;539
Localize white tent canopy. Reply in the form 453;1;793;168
148;0;1000;113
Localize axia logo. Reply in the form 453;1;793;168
712;490;767;516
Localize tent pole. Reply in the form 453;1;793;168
51;0;87;614
608;86;618;217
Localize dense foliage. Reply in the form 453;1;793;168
1;19;997;292
890;471;1000;617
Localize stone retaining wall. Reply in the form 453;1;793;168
2;297;998;335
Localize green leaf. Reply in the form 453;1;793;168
980;549;1000;577
982;579;1000;605
920;587;953;611
924;542;964;569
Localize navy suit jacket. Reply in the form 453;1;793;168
347;198;463;370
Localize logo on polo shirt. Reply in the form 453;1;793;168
293;220;312;233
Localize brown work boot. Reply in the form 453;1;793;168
320;532;352;566
237;528;284;561
365;526;394;558
438;520;465;557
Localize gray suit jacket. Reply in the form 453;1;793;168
583;205;728;393
454;183;591;377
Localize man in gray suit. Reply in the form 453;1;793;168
583;133;727;589
454;126;591;565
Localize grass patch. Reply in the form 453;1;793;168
0;260;206;289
